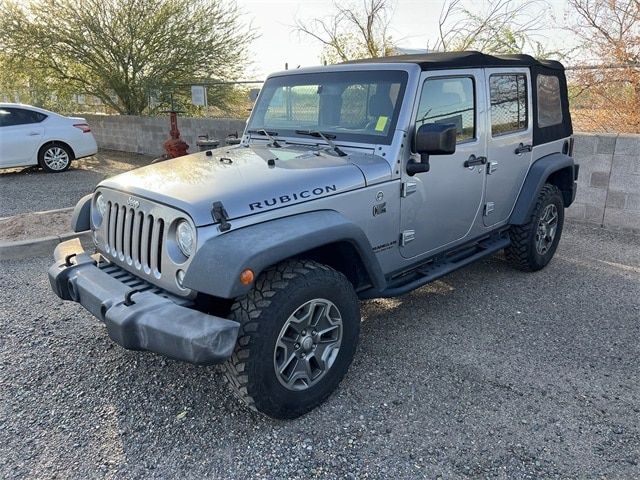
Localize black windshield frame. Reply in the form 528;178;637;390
248;70;409;146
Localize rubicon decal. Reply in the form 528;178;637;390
249;185;337;211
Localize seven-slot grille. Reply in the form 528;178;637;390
103;200;165;278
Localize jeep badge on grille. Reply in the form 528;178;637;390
127;196;140;209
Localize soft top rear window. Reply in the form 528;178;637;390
536;75;563;128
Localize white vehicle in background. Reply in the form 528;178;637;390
0;103;98;172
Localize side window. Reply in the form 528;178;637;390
0;108;46;127
416;76;475;143
489;74;528;136
0;108;11;127
536;75;563;127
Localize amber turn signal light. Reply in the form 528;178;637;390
240;268;255;285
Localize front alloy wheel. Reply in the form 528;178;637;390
274;298;343;391
223;260;360;419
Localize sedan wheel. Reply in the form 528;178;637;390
39;144;72;172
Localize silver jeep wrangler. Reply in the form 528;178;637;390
49;52;578;419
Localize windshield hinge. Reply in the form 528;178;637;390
211;201;231;232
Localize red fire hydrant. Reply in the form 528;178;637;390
162;110;189;158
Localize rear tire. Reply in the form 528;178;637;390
38;142;73;173
505;183;564;271
223;259;360;419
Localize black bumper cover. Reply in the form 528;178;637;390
48;239;240;365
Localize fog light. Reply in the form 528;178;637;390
240;268;255;285
176;269;185;287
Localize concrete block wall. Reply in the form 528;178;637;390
84;114;247;157
569;133;640;231
83;114;640;231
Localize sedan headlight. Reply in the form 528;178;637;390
176;220;195;257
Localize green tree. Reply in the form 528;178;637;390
0;0;255;115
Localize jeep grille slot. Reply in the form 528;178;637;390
103;203;164;279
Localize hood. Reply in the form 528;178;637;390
98;144;391;226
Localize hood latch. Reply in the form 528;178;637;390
211;201;231;232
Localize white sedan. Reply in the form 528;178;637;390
0;103;98;173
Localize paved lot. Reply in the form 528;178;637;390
0;150;152;218
1;222;638;479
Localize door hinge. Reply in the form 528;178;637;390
401;181;417;197
484;202;495;216
400;229;415;246
487;162;498;174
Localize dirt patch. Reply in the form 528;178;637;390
0;209;74;242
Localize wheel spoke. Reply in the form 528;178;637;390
278;351;297;375
316;324;340;343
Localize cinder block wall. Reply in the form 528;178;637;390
84;114;640;231
568;133;640;231
84;114;247;157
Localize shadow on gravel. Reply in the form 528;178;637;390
1;223;639;479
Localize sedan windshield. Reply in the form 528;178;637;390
248;70;408;145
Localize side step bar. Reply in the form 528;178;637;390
361;232;510;299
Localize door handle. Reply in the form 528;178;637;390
515;143;532;154
464;155;487;168
28;131;40;136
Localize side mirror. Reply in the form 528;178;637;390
407;123;457;175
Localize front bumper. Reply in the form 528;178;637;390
48;239;240;365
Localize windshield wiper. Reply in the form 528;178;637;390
295;130;347;157
247;128;282;148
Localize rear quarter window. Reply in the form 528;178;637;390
536;75;563;127
489;74;528;136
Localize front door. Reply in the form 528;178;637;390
400;69;487;259
483;68;533;226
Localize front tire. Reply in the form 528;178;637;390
38;143;72;172
505;183;564;271
223;260;360;419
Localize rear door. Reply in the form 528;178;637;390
483;69;533;226
0;108;46;167
399;69;487;259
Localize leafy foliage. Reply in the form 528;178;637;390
0;0;255;115
567;0;640;132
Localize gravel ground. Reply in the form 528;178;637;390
1;222;638;479
0;150;152;218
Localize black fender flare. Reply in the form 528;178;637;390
183;210;386;299
510;153;577;225
71;194;92;232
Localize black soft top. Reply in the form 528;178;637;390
343;51;564;71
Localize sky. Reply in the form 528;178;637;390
236;0;574;80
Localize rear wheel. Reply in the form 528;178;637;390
223;260;360;419
39;143;72;172
505;183;564;271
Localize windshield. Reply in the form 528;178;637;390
248;70;408;145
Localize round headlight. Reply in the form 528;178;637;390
96;193;107;216
176;220;195;257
